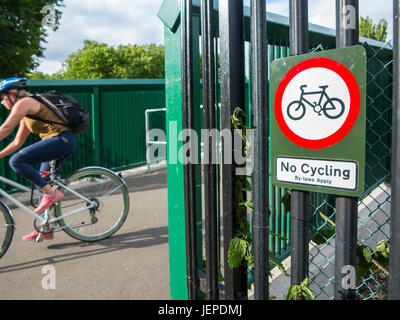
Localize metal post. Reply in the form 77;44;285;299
201;0;219;300
219;0;248;300
289;0;310;288
389;0;400;300
334;0;359;300
181;0;199;300
250;0;269;300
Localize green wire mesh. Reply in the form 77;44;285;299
268;41;393;300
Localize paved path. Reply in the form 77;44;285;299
0;169;169;300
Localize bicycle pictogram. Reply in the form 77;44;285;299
286;84;345;120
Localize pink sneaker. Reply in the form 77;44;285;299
35;190;64;213
22;230;54;241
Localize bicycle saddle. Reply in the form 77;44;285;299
319;85;329;89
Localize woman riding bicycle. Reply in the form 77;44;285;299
0;77;77;241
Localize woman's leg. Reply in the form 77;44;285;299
13;132;77;241
9;131;77;189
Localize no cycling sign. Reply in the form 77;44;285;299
271;45;366;196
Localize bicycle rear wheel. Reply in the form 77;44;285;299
0;201;14;259
287;101;306;120
54;167;130;242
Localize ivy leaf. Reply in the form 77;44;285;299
363;246;373;264
228;237;248;268
280;192;291;214
376;239;389;259
285;277;314;300
241;179;253;192
356;265;369;280
239;200;254;211
269;232;288;242
310;225;336;245
269;250;289;277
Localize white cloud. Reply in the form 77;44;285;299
37;0;394;74
265;0;392;40
37;0;164;74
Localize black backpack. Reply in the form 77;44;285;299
27;91;89;135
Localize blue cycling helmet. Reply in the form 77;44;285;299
0;77;28;94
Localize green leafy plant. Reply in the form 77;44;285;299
227;107;288;281
285;277;315;300
356;240;389;280
316;210;390;282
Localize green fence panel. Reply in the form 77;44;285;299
0;79;165;191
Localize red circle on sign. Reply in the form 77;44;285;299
275;58;360;149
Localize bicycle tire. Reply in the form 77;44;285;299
0;200;14;259
323;98;345;119
54;167;130;242
287;101;306;120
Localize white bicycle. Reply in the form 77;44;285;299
0;161;130;259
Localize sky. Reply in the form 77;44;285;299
36;0;393;75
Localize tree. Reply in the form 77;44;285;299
62;40;165;79
360;16;388;42
0;0;64;78
28;71;64;80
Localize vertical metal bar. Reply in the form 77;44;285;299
201;0;219;300
219;0;247;300
334;0;359;300
271;183;277;254
250;0;269;300
289;0;310;288
278;187;282;255
92;86;101;166
181;0;199;300
389;0;400;300
283;188;289;252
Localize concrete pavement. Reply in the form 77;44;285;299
0;168;169;300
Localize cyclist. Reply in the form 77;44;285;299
0;77;77;241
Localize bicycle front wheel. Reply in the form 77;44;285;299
54;167;130;242
323;98;345;119
0;200;14;259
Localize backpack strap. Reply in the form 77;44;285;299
25;114;66;127
31;93;70;125
26;93;69;131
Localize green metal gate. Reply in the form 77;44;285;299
160;0;393;300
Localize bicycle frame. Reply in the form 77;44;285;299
299;88;329;108
0;175;96;225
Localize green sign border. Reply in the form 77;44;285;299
270;45;366;197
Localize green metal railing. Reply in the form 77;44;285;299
161;0;394;299
308;42;393;300
0;79;165;191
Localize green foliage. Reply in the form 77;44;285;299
61;40;165;79
286;277;314;300
356;240;389;280
228;236;251;269
310;225;336;245
0;0;64;77
28;71;64;80
227;107;288;284
360;16;388;42
280;191;291;214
